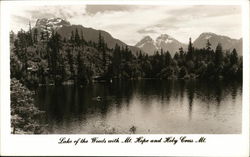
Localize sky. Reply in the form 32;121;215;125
10;5;242;45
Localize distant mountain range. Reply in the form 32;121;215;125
135;32;242;56
193;32;242;55
34;18;141;54
135;34;187;56
33;18;242;56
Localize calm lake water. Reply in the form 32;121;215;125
35;80;242;134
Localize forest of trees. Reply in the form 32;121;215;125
10;25;242;133
10;26;242;89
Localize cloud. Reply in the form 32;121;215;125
10;5;86;30
170;5;241;18
26;5;86;19
10;5;242;45
85;5;135;14
137;29;157;34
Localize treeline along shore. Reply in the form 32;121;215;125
10;24;242;134
10;26;242;88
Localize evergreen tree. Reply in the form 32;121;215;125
80;30;85;44
98;31;107;68
215;43;223;66
98;31;104;51
10;30;15;43
112;44;121;78
76;51;86;84
179;47;184;58
47;31;63;84
75;28;80;46
186;37;194;61
165;51;172;66
40;31;45;41
45;25;49;40
28;21;33;46
66;49;74;78
33;28;38;43
230;48;238;65
70;31;75;43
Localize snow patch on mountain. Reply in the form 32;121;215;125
193;32;242;55
135;34;187;56
135;36;156;48
35;18;71;29
35;18;71;37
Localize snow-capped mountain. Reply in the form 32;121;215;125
155;34;187;55
135;36;157;54
193;32;242;55
135;34;187;56
136;32;242;56
35;18;71;30
33;18;141;54
34;18;71;38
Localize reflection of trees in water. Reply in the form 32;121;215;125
110;80;135;108
35;79;242;128
179;80;185;105
195;80;241;107
186;81;195;120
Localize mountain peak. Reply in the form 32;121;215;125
35;18;71;28
155;34;176;46
156;34;173;40
135;35;154;48
193;32;242;55
141;35;154;41
200;32;217;36
198;32;217;40
135;33;187;56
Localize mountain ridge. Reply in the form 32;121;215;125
34;18;142;54
193;32;242;55
135;32;242;55
33;18;242;55
135;34;187;56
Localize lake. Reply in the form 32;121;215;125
35;80;242;134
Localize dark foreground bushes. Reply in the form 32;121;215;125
11;78;46;134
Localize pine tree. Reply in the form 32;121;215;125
165;51;172;66
186;37;194;61
10;30;15;43
40;31;45;41
80;30;85;44
45;25;49;40
70;31;75;43
98;31;107;68
76;51;86;84
33;28;38;43
215;43;223;66
47;30;62;84
66;49;74;78
179;47;184;58
98;31;104;51
28;21;33;45
112;44;121;77
75;28;80;46
230;48;238;65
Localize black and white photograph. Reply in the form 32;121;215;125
0;0;249;156
9;4;243;134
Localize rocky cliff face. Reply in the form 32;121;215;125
35;18;71;30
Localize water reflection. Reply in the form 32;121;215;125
35;80;242;134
